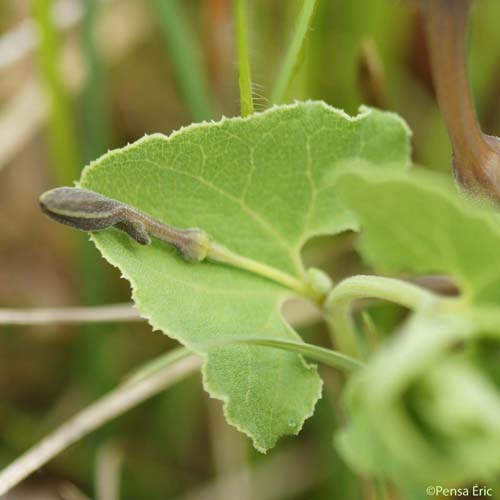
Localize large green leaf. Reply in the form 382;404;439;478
334;167;500;305
79;102;410;450
333;167;500;483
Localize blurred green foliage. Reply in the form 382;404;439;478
1;0;500;499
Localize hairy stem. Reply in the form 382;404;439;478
81;0;112;162
32;0;80;184
324;275;442;357
152;0;215;121
0;350;200;496
271;0;318;104
233;0;254;116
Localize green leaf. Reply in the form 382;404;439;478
333;166;500;483
333;167;500;305
79;101;410;450
338;311;500;484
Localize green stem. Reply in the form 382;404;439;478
233;0;254;116
152;0;215;121
466;307;500;335
208;242;317;300
124;347;191;385
127;339;362;380
324;275;441;357
33;0;80;184
271;0;318;104
232;337;363;372
81;0;112;162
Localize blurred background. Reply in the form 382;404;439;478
1;0;500;499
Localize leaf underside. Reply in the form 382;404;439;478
80;101;410;450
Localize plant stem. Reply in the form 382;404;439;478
124;346;193;385
234;337;363;372
424;0;480;169
271;0;318;104
324;275;440;357
95;442;123;500
152;0;215;122
423;0;500;199
81;0;112;162
0;303;142;326
208;242;316;300
233;0;254;116
32;0;80;184
0;350;201;496
136;337;363;376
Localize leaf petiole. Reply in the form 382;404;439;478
125;338;363;380
229;337;363;372
208;242;320;300
323;275;452;357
